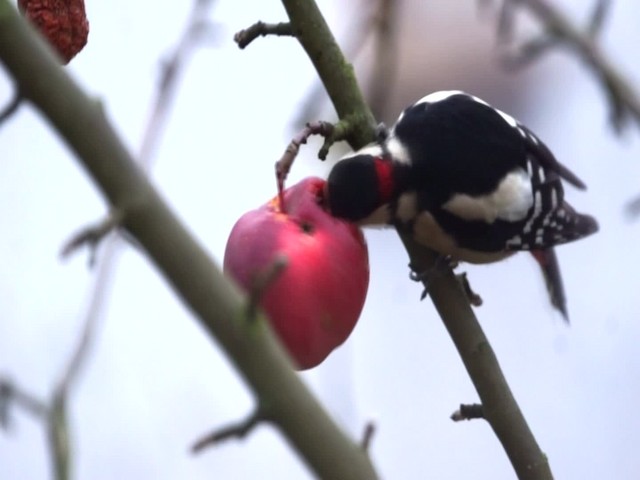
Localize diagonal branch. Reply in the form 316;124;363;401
507;0;640;131
281;0;553;478
0;3;378;479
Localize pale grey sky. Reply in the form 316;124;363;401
2;1;640;479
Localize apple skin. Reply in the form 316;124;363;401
224;177;369;370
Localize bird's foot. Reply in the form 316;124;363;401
409;255;455;300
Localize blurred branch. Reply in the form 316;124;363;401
0;87;22;125
292;0;394;127
0;378;49;427
139;0;219;168
3;1;221;479
0;377;71;480
0;2;378;479
366;0;401;118
360;421;376;452
625;195;640;218
233;21;293;49
281;0;554;477
490;0;640;132
60;210;123;265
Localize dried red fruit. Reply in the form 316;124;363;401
18;0;89;64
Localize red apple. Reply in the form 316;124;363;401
224;177;369;370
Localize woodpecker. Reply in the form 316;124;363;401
324;90;599;318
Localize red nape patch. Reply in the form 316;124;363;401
373;158;395;203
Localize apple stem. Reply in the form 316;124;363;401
276;168;287;214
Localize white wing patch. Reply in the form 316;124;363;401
443;168;533;223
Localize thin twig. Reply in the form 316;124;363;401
0;379;49;427
233;21;293;49
294;0;399;126
504;0;640;131
2;2;220;479
60;210;123;266
360;421;376;452
587;0;613;39
191;408;265;453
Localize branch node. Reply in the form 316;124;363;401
234;21;294;49
0;378;49;429
451;403;485;422
60;210;124;266
191;407;266;453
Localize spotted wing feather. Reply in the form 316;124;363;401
518;123;587;190
504;152;598;251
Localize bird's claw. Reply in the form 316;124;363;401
408;255;454;301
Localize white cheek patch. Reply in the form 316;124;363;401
443;168;533;223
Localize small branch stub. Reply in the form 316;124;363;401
234;21;294;49
191;408;265;453
360;421;376;452
451;403;485;422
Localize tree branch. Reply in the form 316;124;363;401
506;0;640;131
233;21;293;49
0;86;22;125
281;0;553;478
0;2;377;479
191;407;266;453
280;0;377;149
